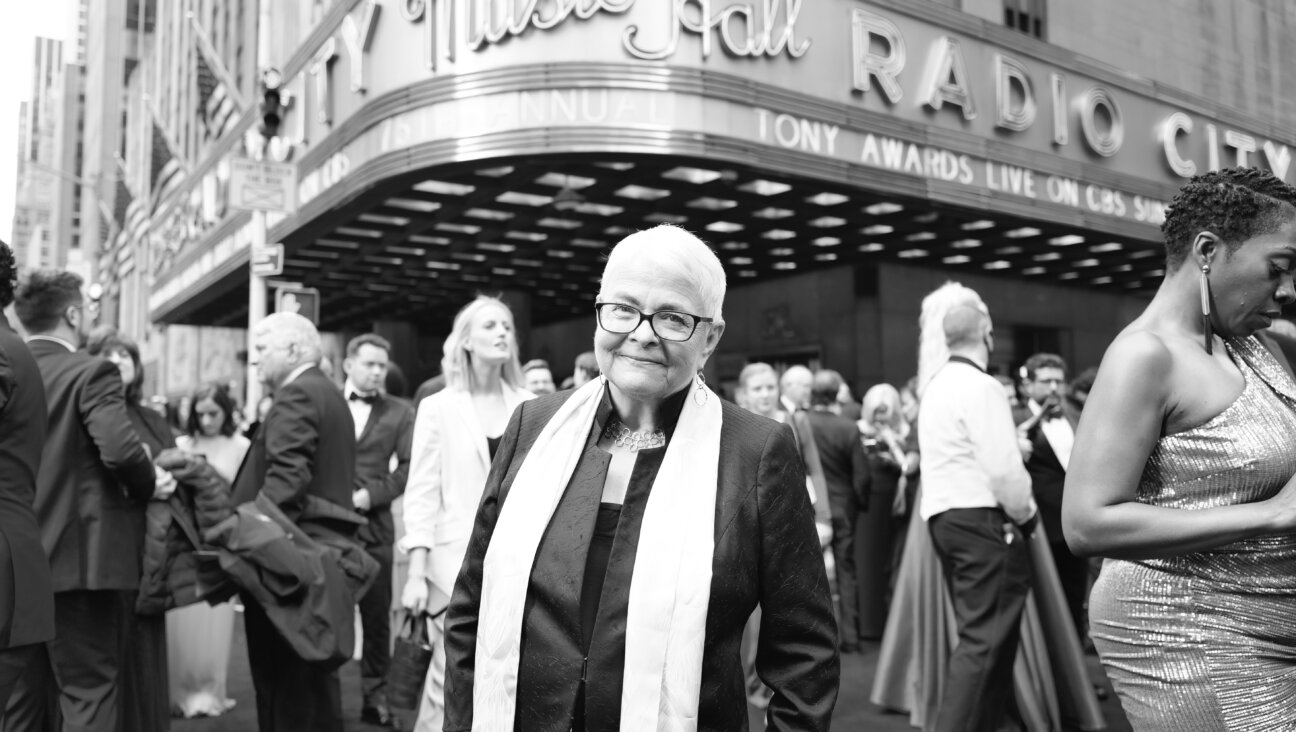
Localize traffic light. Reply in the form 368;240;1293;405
259;68;284;139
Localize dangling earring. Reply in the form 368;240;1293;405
1200;261;1213;355
694;372;708;406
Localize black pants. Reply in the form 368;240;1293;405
244;594;344;732
4;589;123;732
358;542;393;707
0;645;38;724
829;498;862;646
929;508;1033;732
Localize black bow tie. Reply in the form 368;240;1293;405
349;391;378;405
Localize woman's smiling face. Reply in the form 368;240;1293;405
594;255;723;407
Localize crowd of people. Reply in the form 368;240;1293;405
0;165;1293;732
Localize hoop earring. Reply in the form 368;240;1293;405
693;372;708;406
1200;262;1213;355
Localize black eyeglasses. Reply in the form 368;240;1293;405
594;302;712;342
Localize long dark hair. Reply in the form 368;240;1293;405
186;382;239;438
86;327;145;405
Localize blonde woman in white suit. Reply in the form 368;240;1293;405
399;295;534;732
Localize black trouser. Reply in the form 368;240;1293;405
358;542;393;707
0;645;38;723
243;593;343;732
829;497;862;646
4;590;123;732
928;508;1033;732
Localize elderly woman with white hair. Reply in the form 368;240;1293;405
441;224;839;731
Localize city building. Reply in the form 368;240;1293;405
12;37;64;271
139;0;1296;393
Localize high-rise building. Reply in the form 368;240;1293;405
49;0;91;278
11;37;64;271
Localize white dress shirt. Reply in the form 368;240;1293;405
1027;399;1075;470
345;378;375;441
918;358;1036;524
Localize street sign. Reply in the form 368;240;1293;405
230;158;297;213
274;285;320;324
251;243;285;277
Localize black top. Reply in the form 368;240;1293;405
486;435;502;462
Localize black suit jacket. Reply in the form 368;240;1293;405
805;409;870;514
0;318;55;648
233;366;357;526
353;394;414;547
26;337;156;593
443;391;840;732
1013;402;1079;543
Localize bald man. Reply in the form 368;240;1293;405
779;365;812;414
918;303;1036;732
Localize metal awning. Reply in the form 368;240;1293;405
176;153;1167;332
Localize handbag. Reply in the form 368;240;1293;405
387;611;435;710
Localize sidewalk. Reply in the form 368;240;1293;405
173;616;1131;731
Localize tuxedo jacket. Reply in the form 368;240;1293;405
232;366;357;527
1013;402;1080;543
401;384;532;593
26;338;156;593
805;409;871;514
353;393;414;548
443;391;840;732
0;319;54;648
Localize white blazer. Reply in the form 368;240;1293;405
400;384;534;594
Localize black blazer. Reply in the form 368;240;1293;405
805;409;870;513
353;393;414;547
444;391;840;732
1013;402;1080;543
0;318;54;648
26;338;156;593
233;366;357;526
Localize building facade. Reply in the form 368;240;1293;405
12;38;65;271
131;0;1296;395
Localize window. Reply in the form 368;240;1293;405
1004;0;1046;39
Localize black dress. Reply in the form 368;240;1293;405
121;404;177;731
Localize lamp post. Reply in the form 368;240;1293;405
244;65;284;415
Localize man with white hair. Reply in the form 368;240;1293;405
232;312;358;732
779;364;812;414
918;297;1036;732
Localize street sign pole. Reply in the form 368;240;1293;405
247;194;268;415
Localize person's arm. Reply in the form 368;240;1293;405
399;397;445;610
79;360;155;501
258;381;320;507
756;423;840;731
1064;332;1296;558
441;400;525;732
364;403;415;510
965;376;1036;525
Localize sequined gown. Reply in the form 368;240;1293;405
1089;337;1296;732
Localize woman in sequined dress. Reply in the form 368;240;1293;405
1065;167;1296;732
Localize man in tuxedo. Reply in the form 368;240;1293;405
805;369;870;652
1013;352;1087;638
232;312;357;732
0;244;54;712
343;334;413;730
5;269;163;732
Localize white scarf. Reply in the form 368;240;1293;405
473;376;722;731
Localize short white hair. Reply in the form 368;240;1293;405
600;224;727;322
917;281;986;397
256;312;323;365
